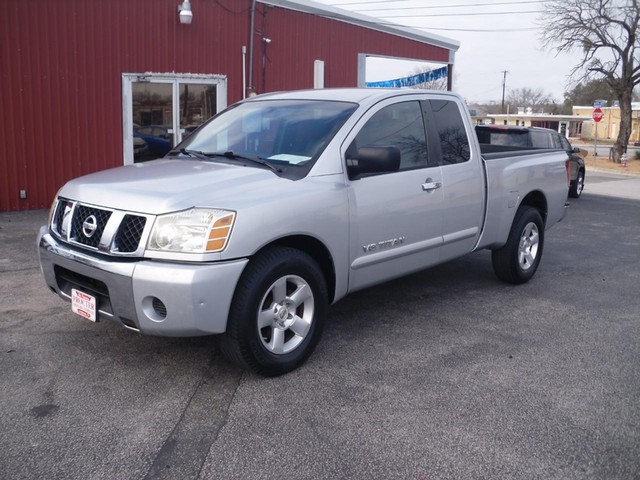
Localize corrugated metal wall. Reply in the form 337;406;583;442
257;3;449;91
0;0;451;211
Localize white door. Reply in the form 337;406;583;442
122;73;227;164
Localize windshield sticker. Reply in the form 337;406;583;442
268;154;311;164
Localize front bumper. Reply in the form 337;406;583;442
38;226;248;336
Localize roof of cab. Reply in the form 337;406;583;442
244;88;461;104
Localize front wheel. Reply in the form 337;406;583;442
217;247;328;376
492;207;545;284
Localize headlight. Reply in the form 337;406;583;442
147;208;236;253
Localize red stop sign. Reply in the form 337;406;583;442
593;108;604;122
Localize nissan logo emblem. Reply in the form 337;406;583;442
82;215;98;238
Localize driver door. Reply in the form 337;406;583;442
346;99;444;291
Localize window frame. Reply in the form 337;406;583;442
346;99;432;177
559;135;572;151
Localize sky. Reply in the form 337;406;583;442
314;0;585;104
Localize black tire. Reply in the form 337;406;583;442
217;246;328;376
569;170;585;198
492;207;545;284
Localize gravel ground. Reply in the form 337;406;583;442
1;179;639;480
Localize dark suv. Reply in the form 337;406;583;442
476;125;586;198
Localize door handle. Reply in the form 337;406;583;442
422;179;442;192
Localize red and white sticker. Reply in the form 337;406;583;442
71;289;97;322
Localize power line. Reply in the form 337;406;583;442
314;0;543;32
380;10;541;18
327;0;414;5
415;26;538;32
353;0;544;12
313;12;538;32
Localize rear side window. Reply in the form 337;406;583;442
530;131;552;148
429;100;471;164
353;101;428;170
480;130;529;147
560;136;572;151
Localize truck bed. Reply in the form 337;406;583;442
476;149;569;251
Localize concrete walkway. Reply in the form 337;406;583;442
585;169;640;201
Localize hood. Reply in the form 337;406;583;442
59;159;285;214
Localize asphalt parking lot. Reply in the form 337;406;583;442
1;171;639;480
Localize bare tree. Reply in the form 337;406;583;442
506;87;555;111
541;0;640;160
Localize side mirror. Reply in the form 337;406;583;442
572;147;581;154
347;146;401;179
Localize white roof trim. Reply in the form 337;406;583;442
259;0;460;54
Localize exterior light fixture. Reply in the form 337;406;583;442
178;0;193;24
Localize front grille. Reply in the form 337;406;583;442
51;199;150;256
70;205;112;248
54;199;71;234
114;215;147;253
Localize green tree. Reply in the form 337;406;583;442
563;79;618;107
541;0;640;160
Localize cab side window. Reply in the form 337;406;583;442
352;101;428;171
550;134;563;149
559;136;572;151
428;99;471;165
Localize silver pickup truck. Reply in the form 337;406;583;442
38;89;569;376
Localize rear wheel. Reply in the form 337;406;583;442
492;207;544;284
217;247;328;376
569;170;585;198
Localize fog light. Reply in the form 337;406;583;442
152;297;167;318
142;296;167;322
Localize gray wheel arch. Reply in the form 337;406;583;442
249;235;337;303
518;190;548;226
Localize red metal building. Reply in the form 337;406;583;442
0;0;459;211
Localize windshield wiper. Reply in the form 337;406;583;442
168;148;211;160
168;149;282;174
208;151;283;174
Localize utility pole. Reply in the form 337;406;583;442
501;70;508;114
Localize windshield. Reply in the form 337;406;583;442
175;99;358;179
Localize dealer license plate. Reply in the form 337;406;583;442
71;289;97;322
